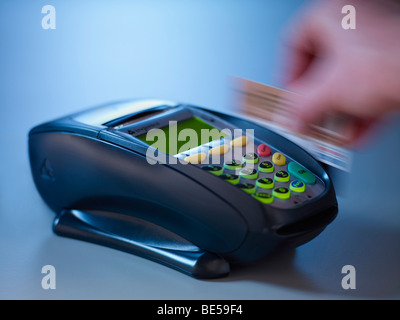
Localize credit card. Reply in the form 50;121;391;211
232;77;352;172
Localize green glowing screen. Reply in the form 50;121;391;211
136;117;227;155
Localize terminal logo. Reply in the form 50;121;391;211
40;158;55;181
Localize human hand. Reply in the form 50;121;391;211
282;0;400;146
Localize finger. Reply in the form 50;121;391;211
283;36;316;87
281;2;324;87
288;59;337;128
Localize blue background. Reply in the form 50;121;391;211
1;0;399;299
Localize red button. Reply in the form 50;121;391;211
257;144;271;156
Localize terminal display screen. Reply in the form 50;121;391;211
136;117;227;155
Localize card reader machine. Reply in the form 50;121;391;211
28;99;338;278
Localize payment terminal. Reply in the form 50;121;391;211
28;99;338;278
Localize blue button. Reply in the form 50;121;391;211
290;180;305;192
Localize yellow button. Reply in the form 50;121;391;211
209;144;229;155
184;152;207;164
272;152;286;165
230;136;248;147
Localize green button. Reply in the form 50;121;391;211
258;161;274;173
201;165;223;176
252;192;274;204
239;168;258;179
272;187;290;199
290;180;306;193
219;174;240;185
242;153;259;164
223;159;243;171
288;162;316;185
237;183;256;194
274;170;290;183
256;177;274;189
